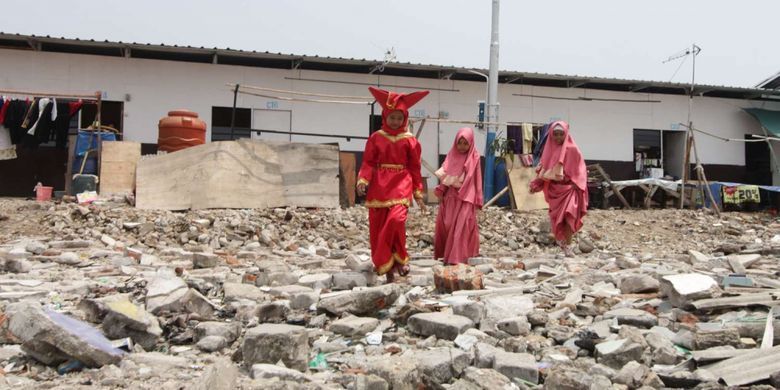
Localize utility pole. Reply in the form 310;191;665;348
483;0;500;200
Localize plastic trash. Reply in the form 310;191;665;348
366;331;383;345
308;352;329;370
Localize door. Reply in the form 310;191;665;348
252;109;292;142
745;135;771;185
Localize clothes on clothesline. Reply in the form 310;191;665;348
0;96;85;149
533;123;550;166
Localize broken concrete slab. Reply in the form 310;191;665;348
366;355;422;390
100;298;163;350
603;308;658;328
407;312;474;340
452;367;516;390
298;273;333;290
193;252;219;268
194;321;241;343
497;316;531;336
492;351;538;384
415;347;471;387
330;316;380;337
694;328;741;350
545;367;594;390
6;302;125;367
660;273;719;308
194;358;239;390
452;300;486;325
619;274;660;294
595;339;644;370
223;282;267;303
317;284;401;316
331;271;368;290
251;363;311;381
613;361;664;389
242;323;309;371
433;264;484;293
696;345;780;387
197;335;228;352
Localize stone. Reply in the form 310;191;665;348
688;250;710;263
194;321;241;343
346;253;374;272
619;274;660;294
5;302;125;367
595;339;644;370
769;371;780;388
579;239;595;254
590;375;613;390
24;241;47;255
616;256;641;269
527;310;549;327
193;252;219;268
589;364;617;379
497;316;531;336
197;335;228;352
268;284;313;298
453;367;515;390
603;308;658;328
694;328;741;350
4;258;31;273
255;300;291;322
251;363;310;381
433;264;484;293
475;342;499;368
613;361;664;389
56;251;81;265
452;300;487;325
415;347;471;386
660;273;719;308
298;273;333;290
545;367;593;390
493;351;538;384
129;352;188;371
366;355;422;390
290;291;319;310
242;324;309;371
332;271;368;290
147;277;216;318
223;282;267;303
407;312;474;340
100;298;162;350
317;284;401;316
645;332;679;365
195;358;239;390
49;240;91;249
330;316;380;337
354;374;390;390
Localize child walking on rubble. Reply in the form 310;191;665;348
356;86;429;283
434;127;483;264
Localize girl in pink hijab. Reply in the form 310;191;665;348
434;127;483;264
530;121;588;256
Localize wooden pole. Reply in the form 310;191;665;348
689;131;721;217
679;131;692;208
484;186;509;207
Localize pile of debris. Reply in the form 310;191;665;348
1;198;780;389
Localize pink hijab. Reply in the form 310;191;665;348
538;121;587;191
441;127;483;207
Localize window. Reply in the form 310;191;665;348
211;106;251;141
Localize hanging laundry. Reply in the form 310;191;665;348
5;100;30;145
521;122;533;154
0;98;7;125
54;100;83;149
532;123;550;166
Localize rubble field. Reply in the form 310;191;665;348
1;197;780;390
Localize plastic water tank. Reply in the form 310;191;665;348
158;110;206;153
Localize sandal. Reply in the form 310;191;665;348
394;263;410;277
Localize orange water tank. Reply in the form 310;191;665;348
158;110;207;153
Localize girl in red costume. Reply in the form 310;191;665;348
357;87;429;283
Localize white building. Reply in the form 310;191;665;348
1;33;779;197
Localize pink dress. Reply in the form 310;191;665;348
434;127;483;264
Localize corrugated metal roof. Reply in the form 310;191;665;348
1;32;779;101
698;345;780;386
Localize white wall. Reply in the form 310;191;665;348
3;48;779;185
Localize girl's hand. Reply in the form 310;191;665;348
356;182;367;196
415;197;428;213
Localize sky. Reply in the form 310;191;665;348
1;0;777;88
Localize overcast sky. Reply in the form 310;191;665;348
1;0;777;88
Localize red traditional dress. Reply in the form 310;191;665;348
358;87;429;275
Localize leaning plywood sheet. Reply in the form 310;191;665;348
136;139;340;210
274;142;340;208
507;166;548;211
100;141;141;195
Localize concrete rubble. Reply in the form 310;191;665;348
1;198;780;388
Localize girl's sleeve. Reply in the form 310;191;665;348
357;136;376;186
408;139;424;199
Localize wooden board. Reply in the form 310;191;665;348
136;139;338;210
339;152;356;207
99;141;141;195
507;166;548;211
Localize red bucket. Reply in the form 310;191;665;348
35;185;53;201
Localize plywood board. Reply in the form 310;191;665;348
339;152;356;207
135;139;339;210
507;166;548;211
99;141;141;195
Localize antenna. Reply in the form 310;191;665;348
370;47;396;74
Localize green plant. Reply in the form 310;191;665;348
489;134;515;162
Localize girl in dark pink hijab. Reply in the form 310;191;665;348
530;121;588;256
434;127;483;264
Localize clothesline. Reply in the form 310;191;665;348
409;117;547;127
678;123;772;143
232;88;373;105
228;84;368;100
0;89;100;100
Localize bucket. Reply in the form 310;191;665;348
35;185;53;201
